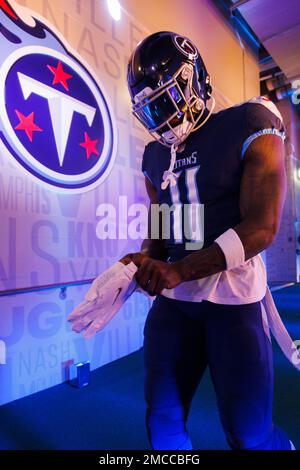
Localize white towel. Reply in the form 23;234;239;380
265;286;300;371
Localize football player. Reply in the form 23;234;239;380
124;31;294;450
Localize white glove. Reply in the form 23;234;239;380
67;261;138;339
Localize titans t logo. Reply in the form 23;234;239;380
0;0;117;192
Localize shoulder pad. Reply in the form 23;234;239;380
231;96;283;123
247;96;283;123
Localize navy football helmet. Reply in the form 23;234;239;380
127;31;213;147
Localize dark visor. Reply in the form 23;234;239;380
134;85;185;130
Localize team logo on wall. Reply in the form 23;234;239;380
0;0;117;192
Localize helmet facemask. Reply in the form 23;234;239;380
132;63;207;147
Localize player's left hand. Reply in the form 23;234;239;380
135;258;183;295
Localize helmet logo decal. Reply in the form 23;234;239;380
174;36;198;60
0;2;117;193
134;86;153;103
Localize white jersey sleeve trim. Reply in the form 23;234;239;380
242;128;286;158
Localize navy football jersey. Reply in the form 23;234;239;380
142;97;285;261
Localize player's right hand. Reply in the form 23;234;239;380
119;252;148;267
67;261;138;338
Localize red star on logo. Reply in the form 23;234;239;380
0;0;17;19
80;132;100;159
47;61;72;91
14;110;42;142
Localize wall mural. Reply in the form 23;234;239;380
0;0;117;192
0;0;152;405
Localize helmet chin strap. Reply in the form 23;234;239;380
160;96;215;190
161;96;216;146
161;96;216;190
162;117;193;146
161;143;178;190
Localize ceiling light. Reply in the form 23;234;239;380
107;0;121;21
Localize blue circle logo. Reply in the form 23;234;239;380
0;46;117;192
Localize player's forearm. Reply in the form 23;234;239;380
233;219;277;260
178;219;278;283
178;242;226;282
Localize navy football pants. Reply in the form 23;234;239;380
143;295;291;450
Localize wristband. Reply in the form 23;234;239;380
214;228;245;270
